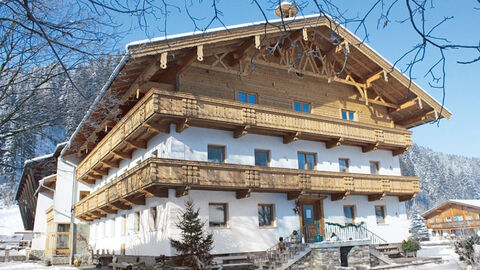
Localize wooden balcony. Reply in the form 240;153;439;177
428;220;480;230
76;86;413;184
74;158;419;221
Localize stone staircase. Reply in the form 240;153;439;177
250;232;311;270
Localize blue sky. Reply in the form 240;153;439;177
117;1;480;158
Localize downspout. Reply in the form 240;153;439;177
60;156;78;266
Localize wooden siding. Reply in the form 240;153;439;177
425;204;480;231
74;158;420;221
76;86;413;184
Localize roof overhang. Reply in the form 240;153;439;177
422;200;480;219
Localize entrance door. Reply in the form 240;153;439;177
300;199;324;243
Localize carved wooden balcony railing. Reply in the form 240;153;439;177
428;220;480;230
76;86;413;184
74;158;419;221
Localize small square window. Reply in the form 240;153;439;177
454;216;463;221
375;205;385;224
466;215;473;221
209;203;227;227
238;92;257;104
57;224;70;233
436;217;443;223
339;158;349;173
294;101;310;113
341;109;355;121
258;204;274;226
343;205;355;224
446;216;452;222
255;150;270;167
298;152;316;170
208;145;225;163
370;161;379;175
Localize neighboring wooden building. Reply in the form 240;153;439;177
15;144;64;230
27;13;450;262
422;200;480;238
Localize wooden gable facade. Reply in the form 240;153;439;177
423;201;480;232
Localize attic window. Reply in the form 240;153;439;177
341;109;355;121
294;101;310;113
238;92;257;104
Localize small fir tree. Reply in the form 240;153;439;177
170;199;214;269
409;205;429;241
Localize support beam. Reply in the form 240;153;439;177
112;151;132;160
88;173;103;180
368;193;386;202
142;186;169;198
228;37;254;66
176;118;190;133
125;140;147;150
110;202;131;210
392;148;408;156
122;195;146;205
362;143;380;153
83;177;97;185
331;192;350;201
326;137;344;149
176;48;197;75
101;160;119;168
287;191;303;200
233;125;249;139
365;70;387;88
142;121;170;134
197;45;203;61
92;168;108;175
283;131;301;144
176;186;190;198
236;189;252;199
399;194;416;202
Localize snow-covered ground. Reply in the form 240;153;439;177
399;244;463;270
0;205;22;236
0;262;79;269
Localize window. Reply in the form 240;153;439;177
209;203;227;227
339;158;349;173
294;101;310;113
298;152;316;170
79;191;90;200
446;216;452;222
56;224;70;250
150;207;157;231
255;150;270;167
341;109;355;121
122;214;127;235
343;205;355;224
258;204;274;227
375;206;386;224
135;212;141;232
370;161;379;175
208;145;225;163
454;216;464;221
466;215;473;221
238;92;257;104
437;217;443;223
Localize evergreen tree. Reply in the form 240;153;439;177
170;200;214;269
409;205;429;241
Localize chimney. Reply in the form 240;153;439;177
275;1;299;18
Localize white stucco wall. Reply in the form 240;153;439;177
94;124;401;191
55;155;91;223
323;195;409;243
31;192;53;251
89;190;299;256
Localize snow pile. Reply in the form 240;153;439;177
0;262;77;269
0;205;23;236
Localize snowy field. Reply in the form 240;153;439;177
0;205;22;236
0;262;82;269
398;244;463;270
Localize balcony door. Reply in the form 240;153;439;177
299;197;325;243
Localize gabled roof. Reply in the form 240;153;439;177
422;200;480;219
63;14;451;157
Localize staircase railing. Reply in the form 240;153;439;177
324;222;387;245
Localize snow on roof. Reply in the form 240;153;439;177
23;153;53;166
449;200;480;208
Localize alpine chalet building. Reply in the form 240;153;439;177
46;14;449;259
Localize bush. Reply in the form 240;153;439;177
454;234;480;266
401;238;421;252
